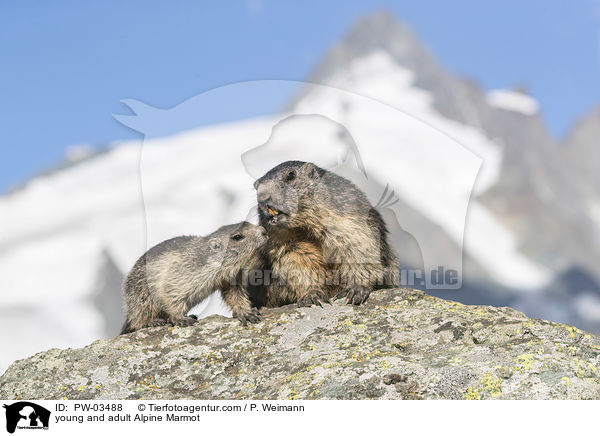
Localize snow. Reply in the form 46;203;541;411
296;51;503;195
463;203;551;288
0;51;551;374
588;202;600;228
486;89;539;115
0;301;104;374
573;293;600;323
65;144;96;162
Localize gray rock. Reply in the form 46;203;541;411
1;288;599;400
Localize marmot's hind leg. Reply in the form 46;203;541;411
144;318;169;328
168;315;198;327
143;315;198;329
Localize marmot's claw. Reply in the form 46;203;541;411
334;290;347;300
297;291;329;308
235;309;261;325
340;285;371;305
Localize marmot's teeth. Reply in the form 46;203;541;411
268;207;279;216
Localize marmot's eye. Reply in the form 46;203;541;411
231;234;244;241
285;170;296;182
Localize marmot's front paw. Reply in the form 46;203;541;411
235;307;261;325
336;285;371;305
171;316;198;327
297;290;330;308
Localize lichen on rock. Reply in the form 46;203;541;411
1;288;599;399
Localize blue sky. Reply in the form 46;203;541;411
1;1;599;193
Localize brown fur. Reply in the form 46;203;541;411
260;229;331;306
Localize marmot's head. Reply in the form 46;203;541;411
254;161;325;230
207;221;267;269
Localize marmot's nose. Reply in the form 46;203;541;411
256;185;271;203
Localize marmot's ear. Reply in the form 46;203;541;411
253;179;260;190
303;162;325;179
209;238;223;252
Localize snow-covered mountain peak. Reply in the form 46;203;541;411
486;89;539;115
337;10;432;65
289;11;441;107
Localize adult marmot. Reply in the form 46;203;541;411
254;161;398;307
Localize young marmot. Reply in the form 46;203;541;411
121;221;267;334
253;161;398;307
